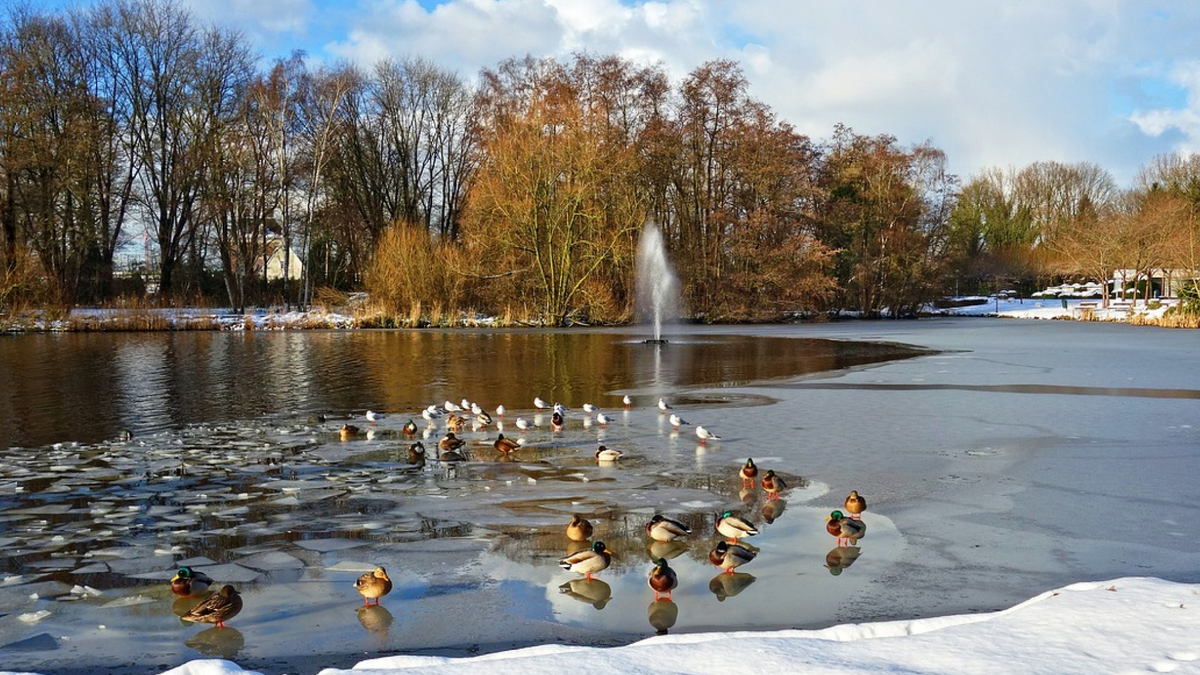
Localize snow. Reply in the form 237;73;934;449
931;296;1177;321
21;577;1188;675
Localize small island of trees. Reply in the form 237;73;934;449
1;0;1198;328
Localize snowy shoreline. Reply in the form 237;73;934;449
122;577;1197;675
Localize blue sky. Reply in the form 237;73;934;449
35;0;1200;186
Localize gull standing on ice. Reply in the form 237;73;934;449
595;412;611;426
695;425;721;444
515;417;534;432
623;395;632;408
534;397;549;410
582;403;597;415
658;398;672;413
668;413;689;428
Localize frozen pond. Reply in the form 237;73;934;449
1;321;1198;674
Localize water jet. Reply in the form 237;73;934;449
635;221;679;344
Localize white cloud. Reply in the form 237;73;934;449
185;0;1200;185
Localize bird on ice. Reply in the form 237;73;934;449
515;417;535;432
695;425;721;444
623;395;632;408
534;397;549;410
495;404;506;417
595;412;611;426
658;398;672;413
668;413;689;428
365;410;384;422
582;403;597;415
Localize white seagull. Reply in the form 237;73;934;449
553;402;569;416
582;403;597;414
365;410;384;422
695;425;721;444
623;395;632;408
495;404;506;417
515;417;535;432
444;400;462;413
534;397;549;410
595;412;611;426
658;398;672;413
668;413;689;428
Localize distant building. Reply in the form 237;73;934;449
260;238;303;282
1110;268;1198;299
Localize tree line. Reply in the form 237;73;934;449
1;0;1197;323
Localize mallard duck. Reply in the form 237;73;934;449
558;541;614;580
645;515;690;542
170;567;214;597
826;510;866;546
595;445;624;462
844;490;867;519
402;419;418;436
181;585;242;628
695;425;721;444
354;566;393;606
761;469;786;498
407;442;426;464
551;411;565;429
709;541;756;573
739;458;758;488
340;424;361;440
534;396;549;410
475;411;493;426
494;433;520;454
657;397;672;413
715;511;758;541
566;514;594;541
648;558;678;600
439;432;466;453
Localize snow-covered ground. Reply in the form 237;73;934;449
930;296;1176;321
84;577;1195;675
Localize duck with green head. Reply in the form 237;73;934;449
170;567;214;597
715;511;758;542
559;541;614;580
648;558;678;600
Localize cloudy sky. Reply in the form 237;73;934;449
48;0;1200;186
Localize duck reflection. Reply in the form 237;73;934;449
647;598;679;635
646;539;688;562
761;498;787;524
824;546;862;576
184;626;244;659
708;572;755;601
357;604;395;636
558;578;612;609
738;488;756;508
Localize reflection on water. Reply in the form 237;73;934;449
0;329;920;672
0;330;923;449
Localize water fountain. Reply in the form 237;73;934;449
635;221;680;344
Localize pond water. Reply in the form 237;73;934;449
0;329;923;674
2;321;1199;675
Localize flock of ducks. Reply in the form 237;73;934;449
166;394;870;630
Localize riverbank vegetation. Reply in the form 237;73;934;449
1;0;1199;329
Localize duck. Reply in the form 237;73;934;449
595;445;624;462
354;566;393;606
739;458;758;488
439;432;466;453
645;515;691;542
657;397;672;413
715;511;758;542
475;411;493;426
623;395;632;408
181;585;242;628
446;414;469;432
709;541;756;574
595;412;611;426
844;490;867;519
551;411;565;430
648;558;678;600
402;419;418;436
761;469;786;498
566;514;594;541
558;541;614;580
826;510;866;546
695;426;721;444
340;424;361;440
534;396;549;410
170;567;214;597
407;442;427;464
494;433;520;454
668;413;689;428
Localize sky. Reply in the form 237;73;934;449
29;0;1200;187
142;577;1200;675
